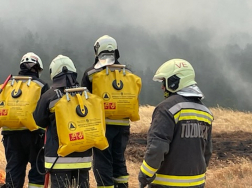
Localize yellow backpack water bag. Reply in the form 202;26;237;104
54;87;108;157
0;76;42;131
92;64;142;121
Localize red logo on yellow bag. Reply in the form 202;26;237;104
0;109;8;116
69;132;84;141
104;102;116;110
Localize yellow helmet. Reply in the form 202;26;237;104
153;59;196;93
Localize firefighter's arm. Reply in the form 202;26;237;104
41;83;50;94
81;71;92;92
139;104;175;179
33;94;50;128
204;124;213;167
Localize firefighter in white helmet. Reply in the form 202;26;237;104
33;55;92;187
1;52;49;188
81;35;130;188
138;59;213;188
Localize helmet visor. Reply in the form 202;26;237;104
153;76;164;82
94;53;115;69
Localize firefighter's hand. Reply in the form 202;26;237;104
138;170;156;187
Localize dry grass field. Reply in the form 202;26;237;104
1;105;252;187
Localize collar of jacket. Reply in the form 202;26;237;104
93;58;120;66
18;69;39;78
51;73;79;88
177;85;205;99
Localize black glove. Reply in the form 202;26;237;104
138;170;156;188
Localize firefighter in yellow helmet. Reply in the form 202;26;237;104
81;35;130;188
138;59;213;188
33;55;92;187
1;52;49;188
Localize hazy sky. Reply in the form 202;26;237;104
0;0;252;110
1;0;251;47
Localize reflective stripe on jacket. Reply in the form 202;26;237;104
105;118;130;126
113;175;129;184
28;183;44;188
45;156;92;170
152;173;205;187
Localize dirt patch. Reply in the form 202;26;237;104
126;131;252;168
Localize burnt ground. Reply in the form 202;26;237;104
125;131;252;168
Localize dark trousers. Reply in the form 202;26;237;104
2;131;45;188
50;169;89;188
93;125;130;187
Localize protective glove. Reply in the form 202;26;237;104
138;170;156;188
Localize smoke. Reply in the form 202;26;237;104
0;0;252;111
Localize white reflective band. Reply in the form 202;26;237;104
32;80;44;87
2;126;45;131
87;69;102;82
2;126;28;131
87;68;103;76
45;162;91;169
45;156;92;163
113;175;129;183
141;160;158;177
153;173;205;187
28;183;44;188
105;119;130;126
169;102;213;116
49;98;60;109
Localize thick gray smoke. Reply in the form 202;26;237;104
0;0;252;111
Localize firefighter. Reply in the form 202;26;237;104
81;35;130;188
138;59;214;188
33;55;92;188
1;52;49;188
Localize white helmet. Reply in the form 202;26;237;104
153;59;197;93
94;35;117;56
20;52;43;72
93;35;120;69
49;55;76;80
